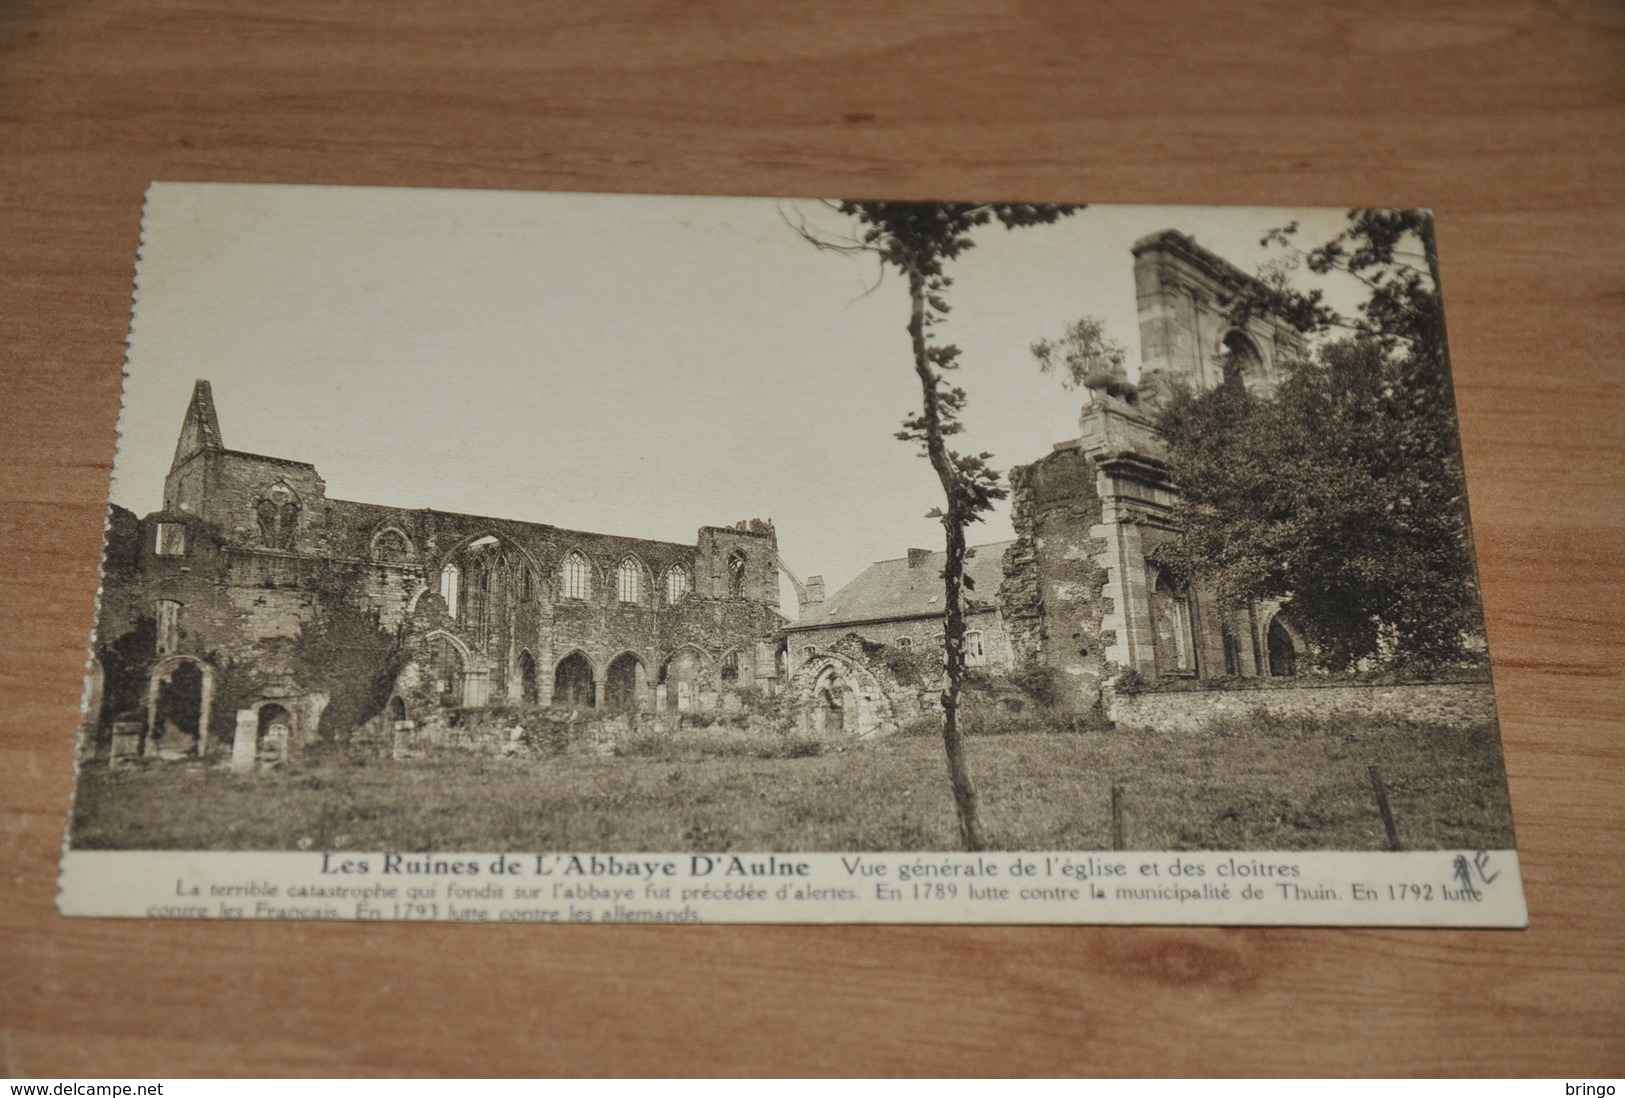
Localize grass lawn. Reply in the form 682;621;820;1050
70;717;1516;853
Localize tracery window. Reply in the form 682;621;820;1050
617;558;642;604
561;551;591;601
665;566;691;606
721;650;740;683
727;549;747;598
256;498;299;550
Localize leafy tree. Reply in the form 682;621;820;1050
794;201;1076;850
1151;210;1481;669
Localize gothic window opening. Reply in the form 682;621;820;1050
155;522;187;557
721;650;740;683
562;552;591;600
895;636;913;649
255;496;299;550
520;568;534;603
372;529;410;563
155;600;182;656
727;549;747;598
617;558;642;604
665;566;691;606
439;563;460;617
1221;330;1264;389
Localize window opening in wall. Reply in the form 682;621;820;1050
520;568;534;602
1268;616;1299;677
439;563;460;618
895;636;913;649
562;552;591;600
429;635;464;707
372;529;410;562
255;498;300;550
155;600;182;656
518;650;539;704
155;522;187;557
1222;620;1243;676
617;558;642;604
1151;570;1197;676
721;650;739;683
727;549;747;597
965;630;986;666
1221;330;1264;389
801;645;817;659
665;566;691;605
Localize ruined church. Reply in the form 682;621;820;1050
86;227;1314;761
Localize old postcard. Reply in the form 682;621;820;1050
59;184;1524;925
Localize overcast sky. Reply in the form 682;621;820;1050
114;184;1361;617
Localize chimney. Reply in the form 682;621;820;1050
803;575;825;604
907;548;932;569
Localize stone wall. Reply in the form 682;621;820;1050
1108;678;1498;733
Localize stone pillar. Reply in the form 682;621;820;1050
392;719;415;760
655;683;667;712
231;710;257;773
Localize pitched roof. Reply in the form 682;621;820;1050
794;542;1013;630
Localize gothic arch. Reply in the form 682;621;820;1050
786;650;897;739
604;650;649;712
613;554;654;606
1264;609;1306;677
556;544;603;601
554;649;596;708
369;525;417;562
662;563;693;606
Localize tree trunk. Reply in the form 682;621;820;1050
906;266;986;852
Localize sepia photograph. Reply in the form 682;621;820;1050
60;184;1519;923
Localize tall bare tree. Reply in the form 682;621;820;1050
793;201;1077;850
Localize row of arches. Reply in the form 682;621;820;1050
423;632;750;713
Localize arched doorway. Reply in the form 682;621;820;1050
256;703;292;763
518;650;539;704
1267;616;1299;677
814;669;857;736
659;647;708;711
554;651;595;708
605;653;646;712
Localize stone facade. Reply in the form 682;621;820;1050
89;381;785;764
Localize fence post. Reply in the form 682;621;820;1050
1368;765;1401;851
1110;780;1125;851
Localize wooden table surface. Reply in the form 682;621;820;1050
2;0;1621;1078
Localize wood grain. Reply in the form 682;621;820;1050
2;0;1621;1077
